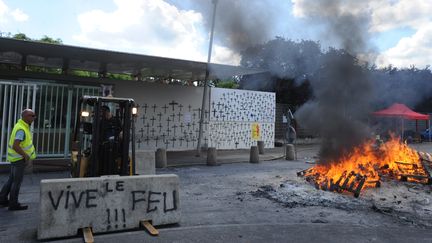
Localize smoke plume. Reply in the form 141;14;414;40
293;1;375;163
188;0;283;53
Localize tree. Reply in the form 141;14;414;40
239;36;432;112
213;79;239;89
12;33;31;41
39;35;62;44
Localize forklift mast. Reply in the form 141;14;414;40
71;95;137;177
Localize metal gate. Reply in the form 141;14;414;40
0;82;37;163
0;80;100;162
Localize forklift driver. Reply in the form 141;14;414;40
101;105;122;141
99;105;122;174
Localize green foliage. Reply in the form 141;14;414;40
70;70;99;78
39;35;63;44
106;73;133;80
12;33;32;41
214;80;239;89
12;32;62;44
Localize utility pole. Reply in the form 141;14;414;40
196;0;218;156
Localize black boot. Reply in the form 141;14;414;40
0;199;8;207
8;203;28;211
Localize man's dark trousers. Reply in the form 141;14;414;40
0;159;25;205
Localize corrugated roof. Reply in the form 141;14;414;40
0;37;267;80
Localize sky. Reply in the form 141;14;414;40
0;0;431;68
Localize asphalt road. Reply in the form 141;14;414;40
1;143;431;242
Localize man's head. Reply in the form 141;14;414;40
21;109;36;125
101;105;112;119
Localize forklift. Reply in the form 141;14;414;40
71;95;138;177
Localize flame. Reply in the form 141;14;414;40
304;134;428;194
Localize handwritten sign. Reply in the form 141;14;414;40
251;123;261;140
38;174;180;240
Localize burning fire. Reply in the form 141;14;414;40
299;135;431;197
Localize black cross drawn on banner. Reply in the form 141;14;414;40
173;124;178;135
179;137;184;146
150;116;156;126
169;100;178;111
166;127;172;136
157;112;162;121
145;123;150;134
143;103;148;113
141;115;146;124
180;123;184;132
154;136;159;147
162;105;168;113
170;113;176;120
152;104;157;112
193;108;201;118
150;128;156;137
166;117;171;127
139;127;144;137
188;105;192;112
178;104;183;111
177;112;182;122
145;136;150;145
171;137;176;147
165;140;169;149
157;123;163;132
216;102;222;110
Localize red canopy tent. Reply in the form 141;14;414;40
373;103;430;141
373;103;429;120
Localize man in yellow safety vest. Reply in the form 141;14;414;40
0;109;37;210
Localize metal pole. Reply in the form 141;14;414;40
196;0;218;156
131;112;136;175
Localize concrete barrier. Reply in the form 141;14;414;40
206;147;217;166
155;148;167;168
38;174;180;240
250;146;259;163
135;150;155;175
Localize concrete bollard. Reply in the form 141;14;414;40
206;147;217;166
135;150;156;175
257;141;265;154
250;146;259;163
155;148;167;168
285;144;295;160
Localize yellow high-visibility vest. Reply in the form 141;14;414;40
7;119;36;162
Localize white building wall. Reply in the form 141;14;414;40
110;81;275;151
209;88;275;149
112;81;209;151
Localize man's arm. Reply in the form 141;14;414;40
12;140;30;161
